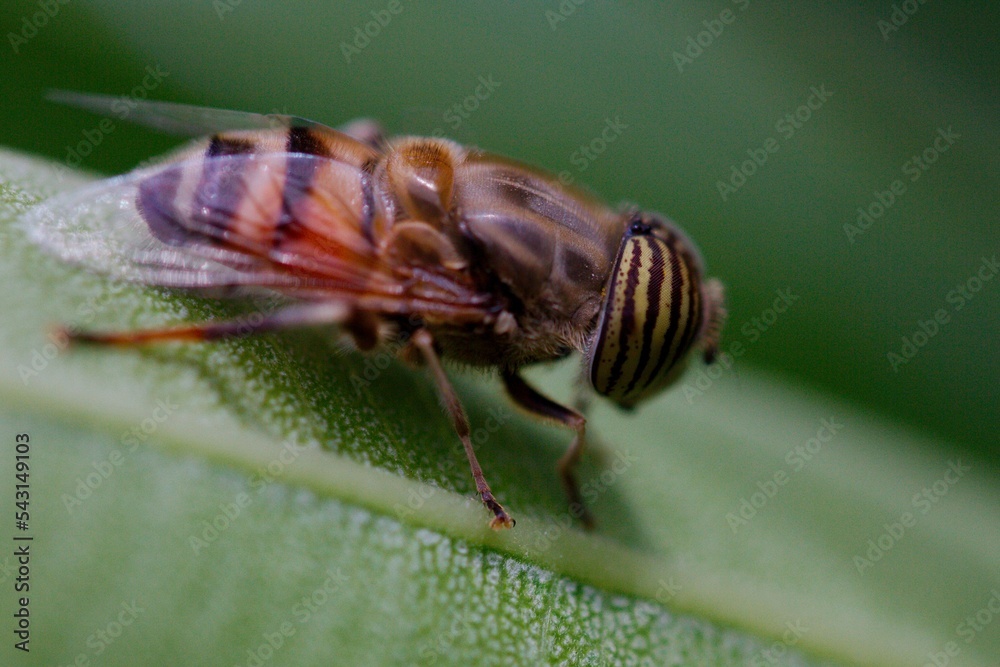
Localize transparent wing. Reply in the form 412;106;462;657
46;90;322;137
19;163;307;289
20;154;494;316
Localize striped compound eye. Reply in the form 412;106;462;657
587;213;706;408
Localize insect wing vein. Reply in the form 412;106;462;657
46;90;322;137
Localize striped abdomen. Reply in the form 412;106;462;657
135;126;379;265
587;215;706;407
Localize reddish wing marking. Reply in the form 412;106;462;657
23;150;496;321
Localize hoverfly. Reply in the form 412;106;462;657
23;92;726;529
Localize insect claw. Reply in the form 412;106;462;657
64;330;100;345
487;507;515;530
47;324;76;346
478;489;515;529
51;324;126;347
577;507;596;531
489;516;515;530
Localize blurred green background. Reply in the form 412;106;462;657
1;3;998;665
1;0;996;463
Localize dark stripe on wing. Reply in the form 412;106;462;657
277;127;330;244
207;135;255;157
191;135;257;237
287;126;328;157
136;165;186;245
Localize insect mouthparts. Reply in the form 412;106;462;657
627;218;653;236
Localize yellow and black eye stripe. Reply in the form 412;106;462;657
589;220;703;405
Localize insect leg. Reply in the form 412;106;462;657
501;371;594;529
64;302;350;346
410;328;514;530
699;278;727;363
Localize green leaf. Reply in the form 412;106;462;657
0;149;997;666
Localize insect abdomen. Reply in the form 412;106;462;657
136;127;377;254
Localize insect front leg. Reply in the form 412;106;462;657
501;371;594;529
570;374;610;469
699;278;727;363
63;301;352;346
410;328;514;530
